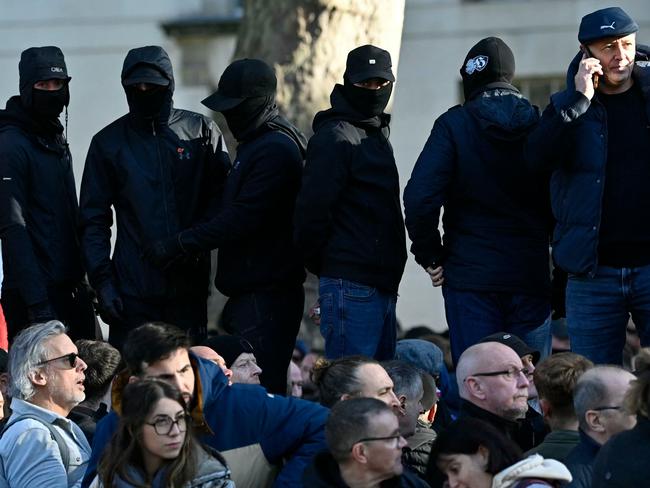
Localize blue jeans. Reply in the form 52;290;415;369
319;277;397;360
567;264;650;364
442;285;552;366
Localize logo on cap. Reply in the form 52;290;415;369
50;67;64;73
369;59;376;65
600;21;616;30
465;55;489;75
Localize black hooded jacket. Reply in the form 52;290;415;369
0;97;83;305
404;87;551;295
294;85;407;293
177;104;306;296
79;46;229;300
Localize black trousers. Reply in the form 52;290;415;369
2;284;97;343
221;285;304;395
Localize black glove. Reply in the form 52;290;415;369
27;300;56;324
97;283;124;324
143;234;185;269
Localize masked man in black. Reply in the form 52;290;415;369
294;44;407;361
0;46;95;341
80;45;229;348
145;58;306;394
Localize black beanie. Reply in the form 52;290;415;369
18;46;70;109
204;335;255;368
460;37;515;101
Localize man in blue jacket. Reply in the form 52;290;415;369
404;37;551;365
526;7;650;364
82;322;328;488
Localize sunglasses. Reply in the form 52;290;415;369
37;352;79;369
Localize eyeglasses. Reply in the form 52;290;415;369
37;353;79;369
145;414;189;436
591;406;622;412
350;433;402;451
466;366;529;381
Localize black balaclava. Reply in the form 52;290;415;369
222;95;275;141
460;37;515;102
125;84;168;118
18;46;71;121
342;77;393;118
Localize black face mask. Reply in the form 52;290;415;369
342;81;393;117
222;96;271;141
126;86;168;118
30;86;68;119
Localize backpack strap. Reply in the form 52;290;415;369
0;414;70;471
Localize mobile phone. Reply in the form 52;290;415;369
581;46;599;89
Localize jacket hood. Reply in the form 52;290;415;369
121;45;175;92
313;84;390;132
0;95;65;138
465;87;539;141
492;454;572;488
110;350;229;435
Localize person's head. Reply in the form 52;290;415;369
460;37;515;102
99;380;197;485
205;335;261;385
479;332;540;400
342;44;395;117
9;321;87;416
326;397;407;482
123;323;194;406
574;365;637;445
382;360;425;437
578;7;638;95
533;352;593;430
312;356;400;411
457;342;529;420
121;46;173;118
432;417;522;488
287;360;303;398
201;58;276;140
75;339;121;406
189;346;233;384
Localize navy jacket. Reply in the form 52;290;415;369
178;114;306;296
564;429;600;488
294;85;407;293
0;97;84;305
525;48;650;276
404;88;550;295
82;352;328;488
80;46;229;300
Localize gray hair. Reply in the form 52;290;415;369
382;360;423;401
574;365;626;431
9;321;67;400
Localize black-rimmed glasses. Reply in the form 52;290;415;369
37;352;79;369
466;367;529;381
350;433;402;451
146;415;189;435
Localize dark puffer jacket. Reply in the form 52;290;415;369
80;46;229;299
294;85;407;293
0;97;83;305
404;87;550;295
525;47;650;276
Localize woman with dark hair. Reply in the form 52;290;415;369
93;380;234;487
431;418;571;488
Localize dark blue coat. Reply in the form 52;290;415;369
82;352;328;488
564;429;600;488
525;49;650;276
404;88;550;295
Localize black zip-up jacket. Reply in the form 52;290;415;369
0;97;83;305
177;110;306;296
80;47;229;299
294;85;407;293
404;87;551;296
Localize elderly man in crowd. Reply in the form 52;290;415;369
0;321;91;487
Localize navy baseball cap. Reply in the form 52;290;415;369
344;44;395;84
123;64;169;86
578;7;638;44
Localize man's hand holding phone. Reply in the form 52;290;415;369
575;51;603;100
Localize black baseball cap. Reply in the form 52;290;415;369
344;44;395;84
578;7;638;44
123;64;169;86
479;332;540;364
202;58;277;112
19;46;70;86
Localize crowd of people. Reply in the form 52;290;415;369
0;4;649;488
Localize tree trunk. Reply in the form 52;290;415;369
234;0;405;135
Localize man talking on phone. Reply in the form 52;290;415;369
526;7;650;365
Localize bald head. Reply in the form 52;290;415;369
190;346;232;384
457;342;529;420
